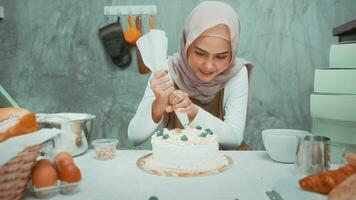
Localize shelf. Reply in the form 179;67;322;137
104;5;157;16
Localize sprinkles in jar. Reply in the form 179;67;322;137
92;139;119;160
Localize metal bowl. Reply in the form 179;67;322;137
37;113;95;157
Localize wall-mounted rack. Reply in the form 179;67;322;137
104;5;157;16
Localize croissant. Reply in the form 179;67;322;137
0;108;38;142
299;164;356;194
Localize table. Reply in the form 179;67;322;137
24;150;297;200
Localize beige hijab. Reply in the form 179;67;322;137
168;1;253;104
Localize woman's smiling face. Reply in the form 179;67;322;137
187;25;232;82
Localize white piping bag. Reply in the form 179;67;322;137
136;30;189;127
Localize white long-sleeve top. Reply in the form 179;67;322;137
128;66;248;149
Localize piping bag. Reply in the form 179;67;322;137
136;29;189;127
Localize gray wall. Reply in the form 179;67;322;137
0;0;355;150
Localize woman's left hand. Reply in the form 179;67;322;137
168;90;198;121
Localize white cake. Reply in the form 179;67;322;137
150;126;228;172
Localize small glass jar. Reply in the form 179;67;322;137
92;138;119;160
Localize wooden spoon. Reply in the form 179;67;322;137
149;15;155;30
136;16;143;36
135;16;150;74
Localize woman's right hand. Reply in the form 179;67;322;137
150;69;175;123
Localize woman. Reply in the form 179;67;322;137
128;1;253;150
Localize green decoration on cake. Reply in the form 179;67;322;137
195;125;202;130
200;132;207;137
148;196;159;200
156;130;164;137
181;135;188;141
205;128;213;135
162;134;170;139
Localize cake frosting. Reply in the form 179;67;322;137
149;126;228;172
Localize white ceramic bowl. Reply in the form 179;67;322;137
262;129;310;163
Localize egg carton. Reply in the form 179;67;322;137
29;180;80;198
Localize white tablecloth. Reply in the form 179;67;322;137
24;150;298;200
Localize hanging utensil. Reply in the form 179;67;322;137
135;16;150;74
149;15;155;30
136;16;143;36
124;15;141;45
112;17;132;68
98;16;131;68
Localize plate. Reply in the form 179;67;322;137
273;176;327;200
136;153;233;177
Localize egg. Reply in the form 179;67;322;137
31;159;58;188
58;163;81;183
54;152;74;167
36;159;53;167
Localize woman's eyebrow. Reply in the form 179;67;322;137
195;46;230;55
216;51;230;55
195;46;208;53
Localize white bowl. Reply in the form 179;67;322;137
262;129;310;163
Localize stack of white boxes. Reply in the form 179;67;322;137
311;43;356;152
